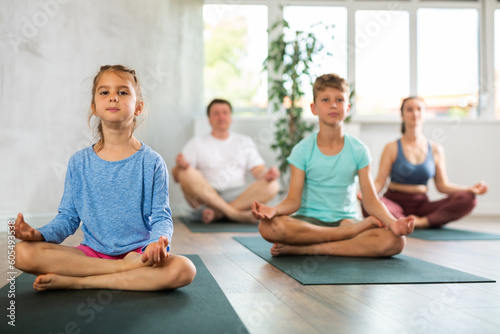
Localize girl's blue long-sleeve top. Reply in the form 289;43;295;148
38;144;173;256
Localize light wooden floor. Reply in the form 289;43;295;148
2;216;500;334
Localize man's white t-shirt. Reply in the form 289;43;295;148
182;132;265;191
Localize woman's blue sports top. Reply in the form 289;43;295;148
390;139;435;185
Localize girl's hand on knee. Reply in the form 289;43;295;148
14;213;44;241
142;236;169;265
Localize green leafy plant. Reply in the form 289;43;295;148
264;16;334;175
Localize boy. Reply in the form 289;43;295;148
252;74;414;257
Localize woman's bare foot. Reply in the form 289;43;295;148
410;215;430;229
34;273;79;291
202;208;223;224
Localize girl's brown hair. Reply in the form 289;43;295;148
88;65;144;151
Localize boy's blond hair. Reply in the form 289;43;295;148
313;74;350;102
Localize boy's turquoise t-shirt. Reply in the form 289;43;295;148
287;132;371;222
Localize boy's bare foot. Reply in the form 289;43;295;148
270;243;307;256
34;273;79;291
410;215;430;229
364;216;384;228
342;216;383;238
339;219;356;227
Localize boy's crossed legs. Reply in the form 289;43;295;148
258;215;405;257
14;241;196;291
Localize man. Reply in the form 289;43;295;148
173;98;280;223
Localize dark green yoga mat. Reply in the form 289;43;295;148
234;237;495;285
0;255;248;334
409;228;500;241
178;216;259;233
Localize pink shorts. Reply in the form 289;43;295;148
76;245;143;260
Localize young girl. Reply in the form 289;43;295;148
360;97;488;228
14;65;196;291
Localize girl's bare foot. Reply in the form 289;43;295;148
34;273;79;291
410;215;430;229
123;251;155;268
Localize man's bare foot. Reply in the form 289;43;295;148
202;208;223;224
232;210;259;224
410;215;430;229
34;273;79;291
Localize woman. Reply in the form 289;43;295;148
360;97;488;228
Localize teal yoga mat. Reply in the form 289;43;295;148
0;255;248;334
178;216;259;233
234;237;495;285
409;228;500;241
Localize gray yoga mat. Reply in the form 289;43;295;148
234;236;495;285
409;228;500;241
0;255;248;334
178;216;259;233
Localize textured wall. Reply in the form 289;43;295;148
0;0;204;228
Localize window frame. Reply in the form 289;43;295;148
204;0;499;121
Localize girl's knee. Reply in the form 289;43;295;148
13;241;36;271
167;255;196;289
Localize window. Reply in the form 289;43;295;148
417;8;479;118
204;1;495;120
283;6;347;110
355;10;410;115
203;5;268;114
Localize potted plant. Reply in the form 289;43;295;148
264;15;334;185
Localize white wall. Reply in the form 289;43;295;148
0;0;204;231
